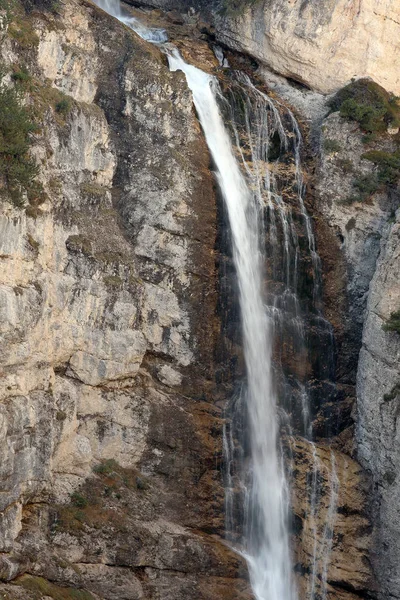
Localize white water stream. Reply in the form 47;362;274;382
167;51;296;600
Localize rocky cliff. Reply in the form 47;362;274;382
213;0;400;95
0;1;250;597
122;0;400;95
316;103;400;600
0;0;399;599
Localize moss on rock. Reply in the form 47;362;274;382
13;575;95;600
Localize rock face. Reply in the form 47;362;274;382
0;0;399;599
0;1;249;597
315;109;400;600
290;438;372;600
124;0;400;95
357;218;400;599
212;0;400;94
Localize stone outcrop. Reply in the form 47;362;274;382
124;0;400;95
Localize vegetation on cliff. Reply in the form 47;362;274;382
329;78;400;134
218;0;259;17
0;77;39;206
328;79;400;203
361;150;400;185
383;310;400;334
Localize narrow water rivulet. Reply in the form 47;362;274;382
92;3;338;598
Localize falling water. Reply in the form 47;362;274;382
95;0;168;41
218;71;339;599
167;50;296;600
90;1;339;597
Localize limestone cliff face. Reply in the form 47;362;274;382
0;0;399;599
0;1;249;597
125;0;400;95
213;0;400;94
316;110;400;600
357;218;400;599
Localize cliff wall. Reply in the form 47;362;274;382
123;0;400;96
0;1;249;597
0;0;399;599
316;107;400;600
213;0;400;94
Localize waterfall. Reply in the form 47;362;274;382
167;50;296;600
91;2;339;598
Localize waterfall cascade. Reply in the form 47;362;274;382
167;51;296;600
91;2;338;598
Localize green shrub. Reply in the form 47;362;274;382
65;234;92;255
324;138;341;154
15;574;96;600
362;133;378;144
103;275;123;288
55;96;71;114
353;173;380;195
0;0;15;24
21;0;61;13
340;98;386;132
0;79;39;206
0;0;14;8
384;383;400;401
362;150;400;185
336;158;354;173
11;65;31;85
343;173;380;203
383;310;400;334
70;492;88;509
218;0;258;17
93;459;119;475
80;182;107;198
8;15;39;48
330;79;400;133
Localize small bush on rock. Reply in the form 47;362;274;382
70;492;88;509
362;150;400;186
383;310;400;334
11;65;31;85
330;79;400;133
20;0;60;13
324;138;341;154
55;95;71;114
336;158;354;173
93;459;119;475
342;173;380;204
219;0;258;17
384;383;400;401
